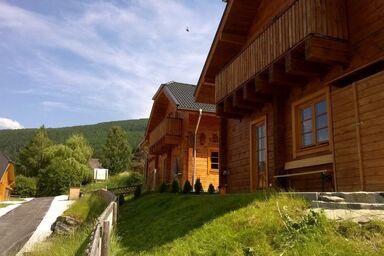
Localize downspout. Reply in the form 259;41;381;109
192;109;203;188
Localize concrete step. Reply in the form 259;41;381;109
311;200;384;210
318;195;345;203
319;192;384;204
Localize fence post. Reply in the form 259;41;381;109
112;202;118;226
101;220;110;256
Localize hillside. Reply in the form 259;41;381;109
111;193;384;256
0;119;148;159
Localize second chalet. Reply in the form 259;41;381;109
143;82;220;191
195;0;384;193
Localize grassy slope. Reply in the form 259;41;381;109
0;118;148;159
111;193;384;256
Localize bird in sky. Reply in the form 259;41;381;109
186;27;190;32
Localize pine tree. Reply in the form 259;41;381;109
18;126;53;176
101;126;132;174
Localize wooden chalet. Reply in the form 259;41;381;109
143;82;220;191
0;153;15;201
195;0;384;192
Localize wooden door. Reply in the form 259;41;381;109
250;118;268;190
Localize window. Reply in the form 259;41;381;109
292;90;330;158
250;116;268;190
299;99;329;148
209;149;219;172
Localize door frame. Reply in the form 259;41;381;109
249;115;268;192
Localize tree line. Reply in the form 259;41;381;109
14;125;134;196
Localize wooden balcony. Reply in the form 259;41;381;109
149;117;182;154
215;0;349;104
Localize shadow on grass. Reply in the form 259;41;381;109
115;192;270;253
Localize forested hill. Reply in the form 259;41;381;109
0;119;148;160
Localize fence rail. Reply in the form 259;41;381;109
85;185;142;256
86;189;117;256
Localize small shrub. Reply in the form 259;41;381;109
159;182;168;193
194;179;203;194
134;184;142;198
118;194;125;205
13;175;37;197
182;180;192;194
208;183;215;194
171;180;179;193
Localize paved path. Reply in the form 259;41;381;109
0;197;54;256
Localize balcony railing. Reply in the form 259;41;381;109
149;117;182;151
215;0;348;102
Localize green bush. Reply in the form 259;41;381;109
13;175;37;197
171;180;179;193
194;179;203;194
159;182;168;193
182;180;192;194
208;184;215;194
118;194;125;205
134;184;142;199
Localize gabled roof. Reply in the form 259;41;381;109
145;81;216;139
0;153;11;179
153;81;216;113
195;0;261;103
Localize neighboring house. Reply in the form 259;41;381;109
143;81;220;191
0;153;15;201
89;158;102;170
194;0;384;192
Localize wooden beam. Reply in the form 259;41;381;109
225;96;251;115
254;75;281;94
243;82;271;102
217;102;243;119
233;90;260;110
269;64;307;87
220;32;246;45
305;37;349;64
285;52;325;77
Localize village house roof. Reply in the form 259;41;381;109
153;81;216;113
0;153;12;178
88;158;102;169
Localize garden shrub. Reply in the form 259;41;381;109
171;180;179;193
182;180;192;194
159;182;168;193
194;179;203;194
13;175;37;197
134;184;142;199
208;183;215;194
118;194;125;205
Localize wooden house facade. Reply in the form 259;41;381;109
195;0;384;192
0;154;15;201
143;82;220;191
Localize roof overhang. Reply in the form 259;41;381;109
194;0;261;104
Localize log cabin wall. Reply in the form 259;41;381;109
197;0;384;192
186;114;220;190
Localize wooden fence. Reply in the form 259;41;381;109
86;189;118;256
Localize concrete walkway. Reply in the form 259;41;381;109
0;197;54;256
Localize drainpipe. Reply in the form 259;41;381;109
192;109;203;188
153;169;157;191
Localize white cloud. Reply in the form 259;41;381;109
0;0;224;123
0;118;23;130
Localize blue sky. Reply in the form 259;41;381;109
0;0;225;129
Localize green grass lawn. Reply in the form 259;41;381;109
29;193;107;256
111;193;384;256
0;203;11;208
82;171;142;193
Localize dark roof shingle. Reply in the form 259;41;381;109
158;81;216;113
